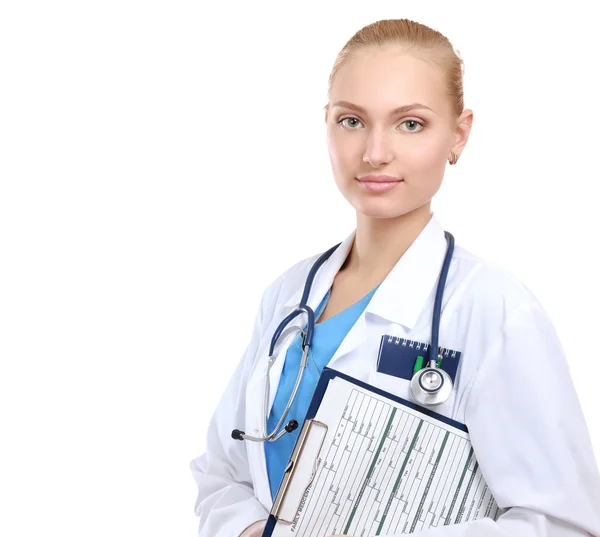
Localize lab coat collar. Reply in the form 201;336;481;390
366;213;448;329
281;213;448;331
281;232;356;313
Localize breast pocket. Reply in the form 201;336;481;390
367;370;457;419
367;370;412;401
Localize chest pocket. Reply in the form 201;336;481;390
367;369;412;400
367;370;458;420
369;335;462;419
376;335;462;383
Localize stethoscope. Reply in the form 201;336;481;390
232;231;455;443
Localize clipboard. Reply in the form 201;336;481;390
263;367;499;537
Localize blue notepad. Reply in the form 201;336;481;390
376;335;462;383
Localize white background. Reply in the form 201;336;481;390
1;1;598;536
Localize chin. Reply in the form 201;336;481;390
350;196;414;220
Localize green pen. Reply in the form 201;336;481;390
414;354;443;374
413;355;424;374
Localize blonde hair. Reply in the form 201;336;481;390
327;19;465;119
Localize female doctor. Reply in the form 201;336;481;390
190;18;600;537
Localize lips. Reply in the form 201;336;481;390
356;175;404;193
357;175;403;183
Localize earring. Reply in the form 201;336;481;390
448;151;458;165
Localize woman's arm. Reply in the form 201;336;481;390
189;281;279;537
352;300;600;537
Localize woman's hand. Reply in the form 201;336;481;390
239;519;267;537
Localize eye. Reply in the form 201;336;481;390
337;116;425;132
338;116;363;129
399;120;424;133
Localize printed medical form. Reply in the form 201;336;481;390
270;376;501;537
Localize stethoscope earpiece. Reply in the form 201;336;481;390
284;420;299;433
231;429;245;441
230;420;298;441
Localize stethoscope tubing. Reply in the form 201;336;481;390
233;230;455;442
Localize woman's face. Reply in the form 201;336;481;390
325;46;470;220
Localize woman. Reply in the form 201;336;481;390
190;18;600;537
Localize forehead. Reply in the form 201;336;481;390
331;46;450;116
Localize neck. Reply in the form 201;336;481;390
342;204;433;281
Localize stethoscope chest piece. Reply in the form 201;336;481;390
410;366;453;407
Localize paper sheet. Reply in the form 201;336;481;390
271;376;501;537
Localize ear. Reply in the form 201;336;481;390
452;109;474;158
324;103;329;124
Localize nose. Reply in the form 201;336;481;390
363;127;394;167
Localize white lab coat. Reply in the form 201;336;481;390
190;214;600;537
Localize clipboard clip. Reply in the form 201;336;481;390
271;419;328;524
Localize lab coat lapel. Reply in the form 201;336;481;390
265;232;356;413
366;213;449;328
326;214;449;372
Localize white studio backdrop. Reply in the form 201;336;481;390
1;1;598;536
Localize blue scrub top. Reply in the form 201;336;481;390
264;283;380;500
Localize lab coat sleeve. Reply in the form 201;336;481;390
189;283;278;537
377;300;600;537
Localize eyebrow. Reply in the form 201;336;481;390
331;101;434;115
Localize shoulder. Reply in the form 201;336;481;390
257;250;323;322
443;244;557;369
444;245;562;414
449;244;543;316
